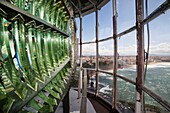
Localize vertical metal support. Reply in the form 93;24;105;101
78;16;83;99
76;38;78;61
71;21;75;67
67;20;70;58
80;68;87;113
112;0;118;109
71;20;77;68
83;69;87;98
63;88;70;113
74;30;77;66
135;0;144;113
95;8;99;96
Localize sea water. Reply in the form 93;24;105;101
95;62;170;111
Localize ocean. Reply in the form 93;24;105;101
92;62;170;112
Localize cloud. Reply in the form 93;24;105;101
82;43;113;56
99;27;112;38
99;43;113;55
92;37;96;41
81;42;170;56
150;43;170;55
118;44;137;56
118;43;170;56
151;41;158;43
82;44;96;56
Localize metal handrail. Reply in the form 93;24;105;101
141;85;170;112
86;68;136;85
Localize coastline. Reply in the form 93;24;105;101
121;61;170;68
102;61;170;73
84;61;170;73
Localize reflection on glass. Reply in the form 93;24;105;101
9;15;30;99
60;66;69;81
51;1;61;26
43;0;53;23
46;29;55;70
51;31;58;67
0;16;12;89
18;20;38;90
56;7;64;29
52;73;65;89
37;0;46;20
57;34;62;63
36;25;49;77
47;0;55;24
22;43;70;113
9;0;26;10
26;21;44;82
1;0;72;112
43;29;54;73
28;0;38;15
27;98;43;111
0;13;27;100
68;20;73;58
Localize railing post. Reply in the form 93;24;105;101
83;69;87;98
135;0;144;113
112;0;118;109
78;15;83;99
95;7;99;96
80;68;87;113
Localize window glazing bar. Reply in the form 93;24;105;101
112;0;118;109
135;0;144;113
95;8;99;96
79;0;170;44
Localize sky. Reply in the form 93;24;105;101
76;0;170;56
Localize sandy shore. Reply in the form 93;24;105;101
103;62;170;72
123;62;170;68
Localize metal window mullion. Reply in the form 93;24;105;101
79;0;170;45
135;0;144;113
95;8;99;96
78;16;83;99
112;0;118;109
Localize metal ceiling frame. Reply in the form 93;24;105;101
71;0;109;17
